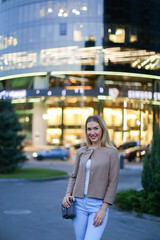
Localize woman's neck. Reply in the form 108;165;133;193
89;143;101;149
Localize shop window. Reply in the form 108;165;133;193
63;129;83;146
103;108;122;127
127;109;140;128
63;107;94;126
46;108;62;126
60;23;67;36
46;128;61;145
129;131;140;141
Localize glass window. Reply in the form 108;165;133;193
46;128;62;145
63;128;83;146
63;107;94;125
103;108;122;127
47;108;62;126
127;109;140;128
60;23;67;36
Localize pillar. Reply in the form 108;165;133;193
32;75;49;146
32;102;47;146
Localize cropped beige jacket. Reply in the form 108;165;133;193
66;146;120;205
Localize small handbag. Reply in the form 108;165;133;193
62;199;76;219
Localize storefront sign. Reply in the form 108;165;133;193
128;90;152;100
0;90;26;99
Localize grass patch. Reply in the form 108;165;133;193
0;168;68;179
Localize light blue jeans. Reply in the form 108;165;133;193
72;195;109;240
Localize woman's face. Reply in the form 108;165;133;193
86;121;103;145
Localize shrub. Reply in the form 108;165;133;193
114;190;160;216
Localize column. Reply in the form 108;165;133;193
32;102;47;146
32;75;48;146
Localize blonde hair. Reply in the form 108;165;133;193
85;115;115;148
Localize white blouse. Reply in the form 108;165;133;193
84;159;91;195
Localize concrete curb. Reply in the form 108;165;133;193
0;175;69;182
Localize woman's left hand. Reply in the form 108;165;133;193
93;209;106;227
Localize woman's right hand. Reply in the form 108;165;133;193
62;193;74;208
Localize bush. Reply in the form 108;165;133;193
114;190;160;216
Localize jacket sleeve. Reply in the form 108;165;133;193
103;149;120;205
66;148;82;195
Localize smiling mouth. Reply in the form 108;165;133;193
90;136;97;139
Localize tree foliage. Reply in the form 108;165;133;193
141;124;160;192
0;99;27;173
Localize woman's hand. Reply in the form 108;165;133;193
62;193;75;208
93;202;108;227
93;209;106;227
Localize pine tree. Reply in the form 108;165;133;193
0;99;27;173
141;124;160;192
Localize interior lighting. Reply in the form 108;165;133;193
47;91;52;96
63;12;68;17
28;98;41;103
80;88;84;94
116;29;123;35
25;117;29;122
75;11;80;15
136;120;140;126
74;88;79;93
62;89;66;96
52;139;60;144
11;99;26;104
36;90;40;94
58;12;63;17
97;95;107;100
42;114;48;120
59;9;64;13
82;6;87;11
99;87;104;93
48;8;53;13
72;9;77;13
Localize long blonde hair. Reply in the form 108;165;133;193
85;115;115;148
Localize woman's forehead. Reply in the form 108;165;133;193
87;121;100;127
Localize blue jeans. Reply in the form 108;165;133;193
72;196;109;240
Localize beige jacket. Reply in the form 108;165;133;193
66;146;120;205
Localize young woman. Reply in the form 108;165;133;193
62;115;120;240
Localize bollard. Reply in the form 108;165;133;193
120;153;124;169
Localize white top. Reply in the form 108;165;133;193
84;159;91;195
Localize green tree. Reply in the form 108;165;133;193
0;99;27;173
141;124;160;192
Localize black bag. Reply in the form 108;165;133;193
62;199;76;219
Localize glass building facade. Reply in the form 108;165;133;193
0;0;160;147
